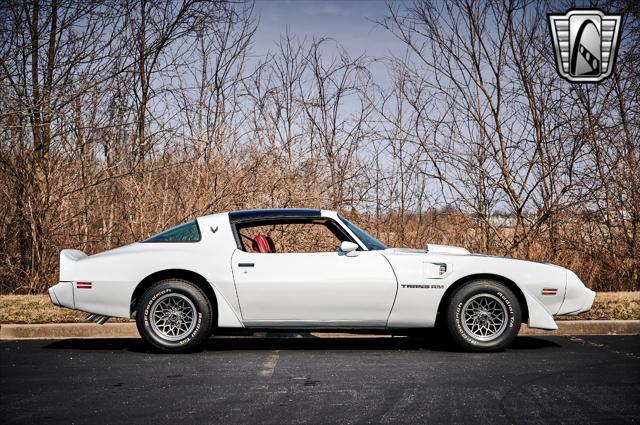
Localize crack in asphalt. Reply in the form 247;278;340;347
568;336;640;360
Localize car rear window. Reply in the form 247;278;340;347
143;220;201;243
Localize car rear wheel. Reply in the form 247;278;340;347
136;279;214;353
446;280;521;352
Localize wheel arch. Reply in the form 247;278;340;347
435;273;529;326
130;269;218;324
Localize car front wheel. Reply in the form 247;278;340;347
136;279;214;353
446;280;522;352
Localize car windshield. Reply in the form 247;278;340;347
338;216;386;250
144;220;201;242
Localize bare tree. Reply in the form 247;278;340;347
0;0;131;292
0;0;637;294
380;0;582;256
299;38;374;209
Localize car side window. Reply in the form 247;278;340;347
240;222;343;253
144;220;201;242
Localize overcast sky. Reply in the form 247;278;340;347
252;0;400;65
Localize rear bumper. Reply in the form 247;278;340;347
49;282;74;309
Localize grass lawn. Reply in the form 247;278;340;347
0;292;638;324
0;295;129;324
554;291;639;321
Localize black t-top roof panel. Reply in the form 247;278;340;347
228;208;322;223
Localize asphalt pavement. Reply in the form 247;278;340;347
1;334;639;424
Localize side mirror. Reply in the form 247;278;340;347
340;241;359;257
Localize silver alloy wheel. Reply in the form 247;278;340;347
461;293;508;341
149;293;197;341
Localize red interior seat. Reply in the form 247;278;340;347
252;234;276;253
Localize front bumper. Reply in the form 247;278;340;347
558;271;596;315
49;281;75;309
571;288;596;315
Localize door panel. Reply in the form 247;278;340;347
231;250;397;326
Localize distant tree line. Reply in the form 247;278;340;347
1;0;638;293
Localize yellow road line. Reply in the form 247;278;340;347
258;350;280;377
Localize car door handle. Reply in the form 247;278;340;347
238;263;254;268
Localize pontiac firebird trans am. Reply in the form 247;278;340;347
49;209;595;352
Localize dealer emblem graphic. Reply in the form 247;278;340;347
548;9;622;83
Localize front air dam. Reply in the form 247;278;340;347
558;270;596;315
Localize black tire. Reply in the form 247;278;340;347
136;279;214;353
446;280;521;352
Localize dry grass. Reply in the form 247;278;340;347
1;292;638;324
557;291;640;321
0;295;130;324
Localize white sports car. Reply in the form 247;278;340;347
49;208;595;352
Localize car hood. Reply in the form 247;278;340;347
385;245;564;269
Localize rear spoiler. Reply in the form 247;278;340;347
59;249;87;282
